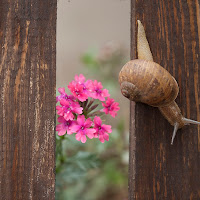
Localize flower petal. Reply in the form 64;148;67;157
99;135;105;143
77;93;88;102
102;89;110;97
102;124;112;133
58;87;66;94
77;115;85;125
70;125;80;133
60;99;69;106
57;116;66;123
81;135;87;143
84;118;93;128
75;133;82;141
66;128;73;135
94;116;102;126
103;133;109;141
64;112;74;121
57;128;67;136
85;128;95;139
73;106;83;114
75;74;85;83
93;130;98;138
56;124;63;131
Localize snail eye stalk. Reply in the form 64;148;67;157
182;118;200;126
171;122;179;145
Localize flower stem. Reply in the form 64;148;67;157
87;110;105;117
56;135;66;173
87;104;99;114
83;99;88;108
85;99;95;111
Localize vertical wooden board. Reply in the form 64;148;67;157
0;1;56;199
129;1;136;200
130;0;200;199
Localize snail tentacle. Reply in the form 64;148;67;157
137;20;153;61
171;122;179;145
182;118;200;125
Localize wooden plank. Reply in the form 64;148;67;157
129;0;200;199
0;1;56;199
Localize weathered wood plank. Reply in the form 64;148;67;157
130;0;200;199
0;1;56;199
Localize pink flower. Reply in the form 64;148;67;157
93;116;112;143
56;87;67;102
56;99;83;120
83;80;94;96
102;97;120;117
56;87;75;102
90;80;110;101
75;74;85;84
74;74;93;97
68;81;88;102
56;74;119;143
56;117;76;136
70;115;96;143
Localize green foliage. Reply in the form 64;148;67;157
56;151;99;184
56;43;129;200
81;49;99;71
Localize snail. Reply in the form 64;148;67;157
119;20;200;144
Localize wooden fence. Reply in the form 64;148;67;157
130;0;200;199
0;1;56;199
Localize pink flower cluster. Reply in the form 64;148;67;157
56;74;120;143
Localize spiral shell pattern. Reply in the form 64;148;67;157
119;59;179;107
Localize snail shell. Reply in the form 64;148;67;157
119;59;179;107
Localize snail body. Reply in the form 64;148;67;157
119;20;200;144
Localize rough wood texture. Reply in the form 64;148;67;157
0;1;56;199
130;0;200;199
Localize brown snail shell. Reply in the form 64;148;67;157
119;59;179;107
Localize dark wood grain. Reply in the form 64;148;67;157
0;1;56;199
130;0;200;199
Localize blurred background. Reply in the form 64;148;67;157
56;0;130;199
